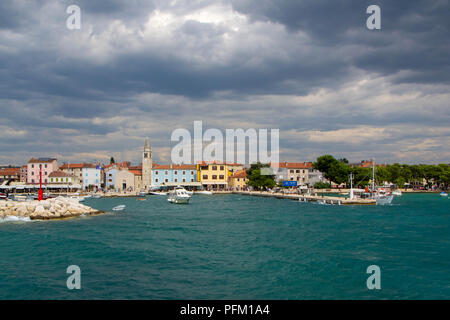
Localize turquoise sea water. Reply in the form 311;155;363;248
0;193;449;299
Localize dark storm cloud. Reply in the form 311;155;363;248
0;0;448;164
231;0;450;84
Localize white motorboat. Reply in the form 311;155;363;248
112;205;126;211
440;192;448;197
196;190;213;195
375;194;394;205
168;187;191;204
392;190;402;196
150;191;168;196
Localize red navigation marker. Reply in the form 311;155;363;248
38;166;43;201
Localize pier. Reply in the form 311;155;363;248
231;191;376;205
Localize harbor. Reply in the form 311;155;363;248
232;191;376;205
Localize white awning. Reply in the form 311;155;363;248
201;182;228;185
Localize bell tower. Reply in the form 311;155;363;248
142;137;152;190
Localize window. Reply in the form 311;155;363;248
191;171;194;175
45;164;47;168
219;175;224;179
237;178;240;182
182;179;186;182
155;171;158;175
31;164;34;168
31;179;34;183
191;179;194;182
44;179;47;183
296;170;300;173
32;171;34;175
155;179;159;183
203;175;208;179
220;166;224;170
212;166;217;170
45;172;47;175
290;170;294;173
165;179;169;183
174;171;178;175
174;179;178;182
182;171;186;175
165;171;168;175
212;175;218;179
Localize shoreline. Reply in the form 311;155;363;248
0;197;103;221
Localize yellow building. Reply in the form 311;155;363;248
198;161;229;190
229;169;248;191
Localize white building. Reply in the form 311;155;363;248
82;164;102;190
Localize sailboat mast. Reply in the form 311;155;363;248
372;158;375;191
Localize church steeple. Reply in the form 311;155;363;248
142;137;152;190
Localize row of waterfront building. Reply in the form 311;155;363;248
0;138;326;192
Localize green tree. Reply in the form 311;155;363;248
110;157;115;164
314;155;349;184
246;162;276;190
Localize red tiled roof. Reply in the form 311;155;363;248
152;164;198;170
271;162;313;169
231;169;247;179
49;171;70;178
0;168;20;176
60;163;84;169
129;170;142;176
28;158;57;164
197;161;243;166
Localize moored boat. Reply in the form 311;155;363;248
440;192;448;197
168;187;191;204
112;205;126;211
196;190;213;195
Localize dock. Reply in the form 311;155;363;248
232;191;376;205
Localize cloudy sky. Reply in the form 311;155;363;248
0;0;449;165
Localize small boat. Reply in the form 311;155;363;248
93;194;102;199
0;193;7;200
440;192;448;197
168;187;191;204
375;194;394;205
392;190;402;196
149;191;168;196
196;190;213;195
112;205;126;211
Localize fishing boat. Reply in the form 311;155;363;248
167;187;191;204
370;160;393;205
440;192;448;197
112;205;126;211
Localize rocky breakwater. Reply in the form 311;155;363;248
0;197;103;220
